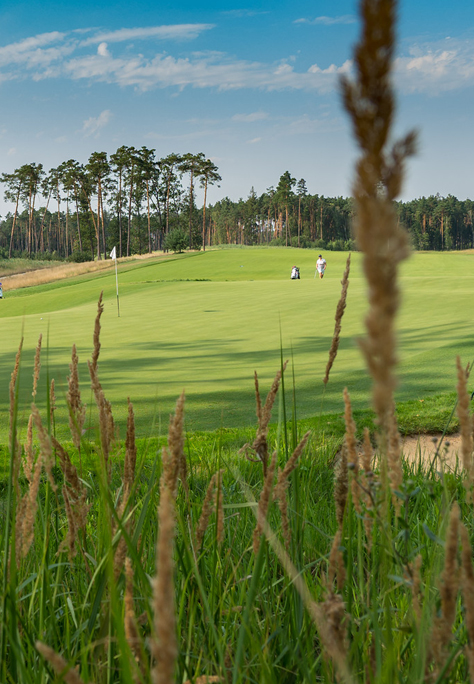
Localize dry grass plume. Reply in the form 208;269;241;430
253;450;277;554
341;0;416;434
323;254;351;385
274;430;311;548
241;361;288;477
151;483;177;684
36;641;89;684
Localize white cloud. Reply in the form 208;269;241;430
221;10;269;18
63;52;348;92
2;27;474;97
97;42;110;57
247;137;261;144
294;15;356;26
81;109;113;137
232;111;268;122
82;24;215;46
7;147;16;156
394;38;474;94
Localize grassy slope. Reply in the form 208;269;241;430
0;247;473;444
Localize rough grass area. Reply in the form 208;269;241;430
0;247;473;444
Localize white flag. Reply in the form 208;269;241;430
110;246;116;260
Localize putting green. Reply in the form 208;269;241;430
1;247;473;443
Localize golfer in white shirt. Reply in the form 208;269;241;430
316;255;327;279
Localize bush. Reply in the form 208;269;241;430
67;250;91;263
164;228;188;253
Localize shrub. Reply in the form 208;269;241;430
164;228;188;253
67;250;91;263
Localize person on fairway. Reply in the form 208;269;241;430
316;255;327;279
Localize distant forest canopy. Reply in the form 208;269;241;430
1;148;473;261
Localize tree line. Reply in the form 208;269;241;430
1;152;473;260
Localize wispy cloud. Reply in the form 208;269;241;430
221;10;269;18
247;137;261;144
395;38;474;93
81;109;113;137
294;15;356;26
232;111;268;122
2;28;474;97
81;24;215;46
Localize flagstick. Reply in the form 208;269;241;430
115;256;120;317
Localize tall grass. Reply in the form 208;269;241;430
1;1;474;683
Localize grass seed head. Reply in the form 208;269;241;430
152;482;177;684
31;403;56;492
215;469;225;545
387;402;403;514
324;254;351;385
124;398;137;500
341;0;415;433
91;291;104;373
334;442;348;528
274;430;311;547
253;450;277;554
124;557;142;669
196;471;219;548
456;357;473;490
67;344;86;450
32;333;42;400
460;523;474;681
36;641;88;684
244;361;288;477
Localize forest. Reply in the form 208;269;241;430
1;147;474;260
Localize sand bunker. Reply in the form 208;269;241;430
400;433;463;469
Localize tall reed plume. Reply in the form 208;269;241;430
52;438;89;560
36;641;88;684
427;503;460;677
196;470;223;548
114;399;138;577
162;390;187;497
67;344;86;452
151;392;186;683
341;0;416;439
151;483;177;684
274;430;311;548
32;333;42;401
456;357;473;497
343;388;361;514
88;292;115;476
323;254;351;385
460;523;474;682
241;361;288;477
253;450;277;554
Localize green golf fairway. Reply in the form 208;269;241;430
1;247;473;443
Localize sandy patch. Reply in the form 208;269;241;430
401;432;463;469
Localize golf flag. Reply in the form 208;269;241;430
110;246;120;317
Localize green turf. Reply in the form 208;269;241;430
0;247;473;444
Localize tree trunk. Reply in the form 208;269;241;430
127;167;134;257
74;188;82;252
188;170;194;250
147;179;151;253
9;186;21;258
202;178;208;251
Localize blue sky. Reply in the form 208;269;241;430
1;0;474;213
